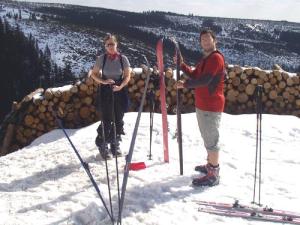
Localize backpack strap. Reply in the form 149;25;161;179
200;50;227;85
102;54;107;79
119;54;124;71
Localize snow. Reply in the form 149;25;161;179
133;68;143;75
1;112;300;225
50;84;74;92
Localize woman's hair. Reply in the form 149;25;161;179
104;33;118;43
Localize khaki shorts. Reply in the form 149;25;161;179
196;108;221;151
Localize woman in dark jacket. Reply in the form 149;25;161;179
88;33;131;159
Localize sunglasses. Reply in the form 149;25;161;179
105;43;116;47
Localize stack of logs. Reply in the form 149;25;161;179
0;65;299;155
225;65;300;116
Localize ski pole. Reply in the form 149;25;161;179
258;85;263;206
171;37;184;175
53;109;114;223
252;85;263;206
148;90;155;160
110;86;121;225
100;85;114;222
118;55;151;224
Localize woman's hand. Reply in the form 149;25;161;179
102;79;115;85
112;85;122;92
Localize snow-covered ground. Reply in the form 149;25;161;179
0;112;299;225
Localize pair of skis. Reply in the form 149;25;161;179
156;38;183;174
196;200;300;224
119;40;184;223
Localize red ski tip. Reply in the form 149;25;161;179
128;162;146;171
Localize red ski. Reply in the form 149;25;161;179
156;38;169;163
198;206;300;225
195;200;300;224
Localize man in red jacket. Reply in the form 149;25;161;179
176;29;226;186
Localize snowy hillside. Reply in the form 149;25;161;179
1;112;300;225
1;2;300;76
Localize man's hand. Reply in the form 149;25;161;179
176;80;185;89
173;54;183;65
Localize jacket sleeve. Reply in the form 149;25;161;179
180;62;202;79
184;54;224;89
184;74;213;88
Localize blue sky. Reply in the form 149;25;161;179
16;0;300;23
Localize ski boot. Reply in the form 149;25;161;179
192;164;220;187
194;163;209;174
110;137;122;157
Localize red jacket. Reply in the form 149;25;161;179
181;51;225;112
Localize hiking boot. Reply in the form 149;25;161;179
95;134;104;147
192;165;220;187
99;143;112;160
194;163;209;174
110;141;122;157
116;134;122;142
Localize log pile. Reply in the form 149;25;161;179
127;66;195;114
225;65;300;117
0;65;299;155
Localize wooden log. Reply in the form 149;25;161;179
251;78;258;85
292;75;299;84
38;112;46;121
237;93;249;103
0;124;15;156
269;90;278;100
234;66;243;74
137;79;145;88
228;71;236;79
275;72;282;81
244;68;253;76
79;83;88;92
287;94;295;103
237;83;246;92
278;81;286;89
226;89;237;102
282;91;290;99
273;70;281;77
42;99;48;106
270;77;277;85
281;72;290;81
257;78;265;85
232;77;241;86
24;115;34;126
258;70;267;80
23;88;44;102
37;123;45;132
286;77;294;86
245;84;256;96
83;96;93;105
263;82;271;90
70;85;79;94
38;105;47;113
33;95;44;105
